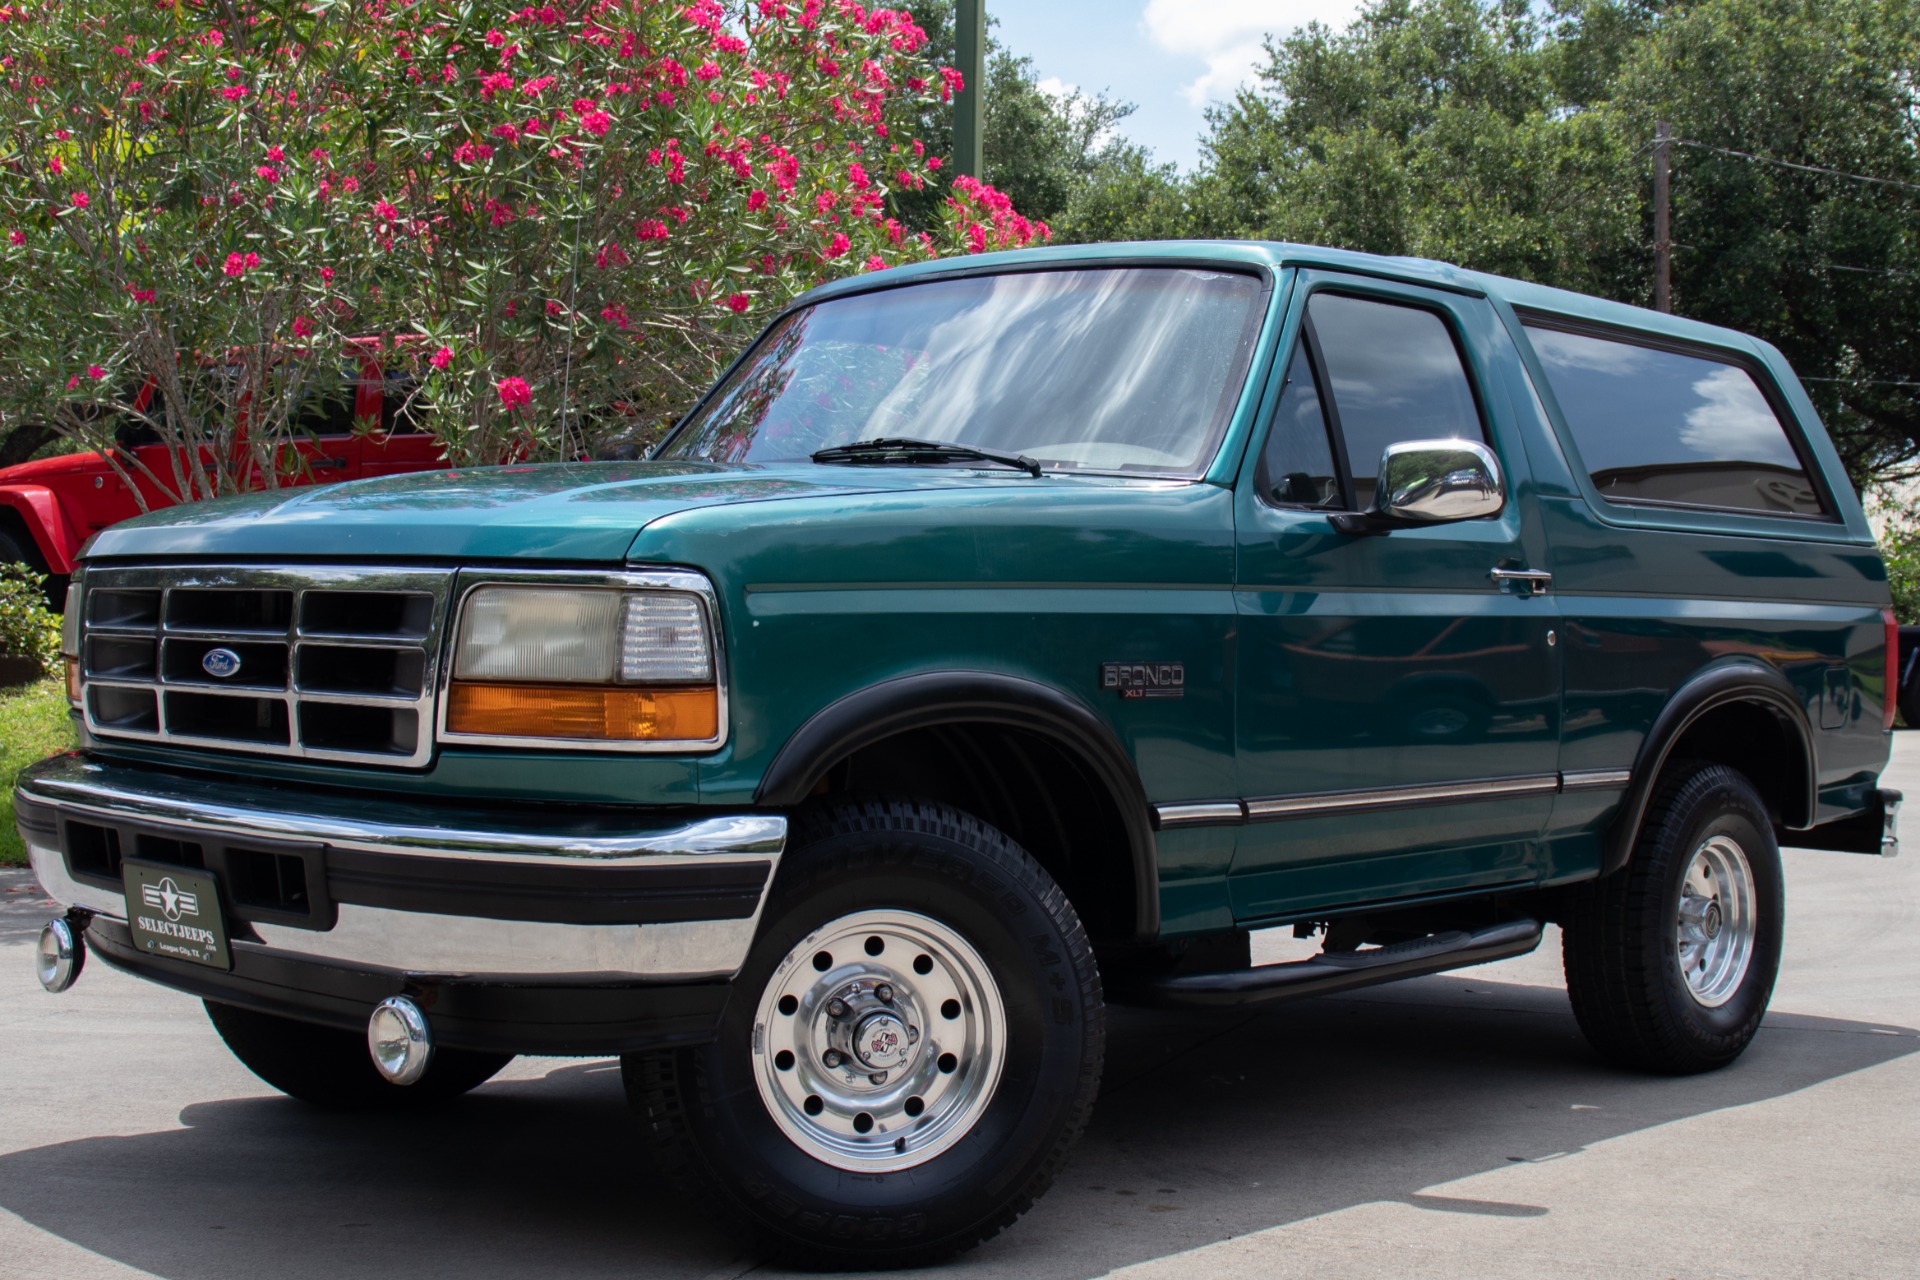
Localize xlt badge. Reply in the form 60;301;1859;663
1101;662;1185;699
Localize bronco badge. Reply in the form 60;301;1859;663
1100;661;1185;699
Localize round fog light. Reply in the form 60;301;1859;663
35;919;84;994
367;996;434;1086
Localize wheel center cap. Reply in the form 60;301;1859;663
1702;900;1723;940
852;1012;912;1070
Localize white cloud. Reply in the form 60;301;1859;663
1036;75;1075;102
1142;1;1365;107
1681;365;1794;464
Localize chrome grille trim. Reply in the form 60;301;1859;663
77;564;456;768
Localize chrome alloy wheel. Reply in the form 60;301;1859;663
752;908;1007;1172
1675;834;1758;1008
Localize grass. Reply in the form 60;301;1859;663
1;677;74;867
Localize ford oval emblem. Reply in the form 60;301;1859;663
201;647;243;680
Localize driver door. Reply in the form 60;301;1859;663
1228;273;1562;923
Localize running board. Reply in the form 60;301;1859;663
1137;918;1544;1009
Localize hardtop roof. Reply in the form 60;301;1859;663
793;239;1770;361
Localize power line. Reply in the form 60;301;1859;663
1669;138;1920;195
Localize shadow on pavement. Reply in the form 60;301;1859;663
0;975;1911;1280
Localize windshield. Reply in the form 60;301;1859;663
658;266;1269;477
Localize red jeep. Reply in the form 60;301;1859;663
0;349;447;598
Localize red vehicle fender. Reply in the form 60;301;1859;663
0;482;80;575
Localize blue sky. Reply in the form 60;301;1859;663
990;2;1367;172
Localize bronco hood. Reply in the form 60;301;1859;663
79;461;1037;563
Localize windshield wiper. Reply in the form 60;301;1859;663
810;437;1043;478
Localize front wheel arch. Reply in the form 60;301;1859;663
754;670;1160;941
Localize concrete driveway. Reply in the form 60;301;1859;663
3;744;1915;1280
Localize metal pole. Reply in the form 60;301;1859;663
954;0;985;179
1654;120;1672;314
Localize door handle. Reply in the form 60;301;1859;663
309;457;349;470
1489;568;1552;594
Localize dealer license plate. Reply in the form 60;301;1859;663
123;860;232;971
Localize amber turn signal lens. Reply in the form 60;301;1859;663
65;658;82;706
446;682;719;742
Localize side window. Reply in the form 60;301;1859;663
380;369;425;434
1308;293;1484;509
291;366;358;439
1523;322;1826;517
1257;341;1342;507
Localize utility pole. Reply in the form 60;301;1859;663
1653;120;1672;314
954;0;985;179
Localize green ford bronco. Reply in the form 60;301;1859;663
18;241;1901;1268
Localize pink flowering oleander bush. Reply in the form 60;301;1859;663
0;1;1047;484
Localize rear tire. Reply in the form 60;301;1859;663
204;1000;512;1109
1562;761;1783;1074
624;798;1103;1270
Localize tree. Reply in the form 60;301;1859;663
1611;0;1920;483
1189;0;1920;488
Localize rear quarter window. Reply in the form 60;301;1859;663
1522;321;1827;518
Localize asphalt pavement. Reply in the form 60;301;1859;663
2;742;1915;1280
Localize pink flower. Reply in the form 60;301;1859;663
244;252;260;269
746;188;767;211
87;365;105;379
429;346;452;370
291;316;313;338
864;254;886;272
319;266;335;282
221;84;248;101
70;190;88;208
580;109;611;136
7;230;23;246
265;145;284;162
48;155;62;175
255;165;280;182
223;252;246;277
635;218;669;241
125;284;155;302
726;293;750;313
65;376;79;390
374;199;398;221
826;231;850;258
496;377;532;410
695;61;720;82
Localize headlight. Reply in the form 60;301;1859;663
446;584;721;745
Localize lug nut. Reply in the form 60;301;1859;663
875;983;895;1004
869;1071;888;1085
823;1049;845;1068
908;1025;920;1044
827;998;849;1019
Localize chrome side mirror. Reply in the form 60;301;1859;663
1330;439;1504;535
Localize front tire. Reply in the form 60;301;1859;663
625;798;1104;1270
204;1000;513;1109
1562;761;1784;1074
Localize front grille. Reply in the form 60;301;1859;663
79;565;454;768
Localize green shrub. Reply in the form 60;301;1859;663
0;562;59;678
0;2;1044;475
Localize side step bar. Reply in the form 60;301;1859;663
1138;918;1544;1010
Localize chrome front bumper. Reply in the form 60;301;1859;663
15;753;787;982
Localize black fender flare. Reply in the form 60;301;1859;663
1603;662;1817;875
755;670;1160;940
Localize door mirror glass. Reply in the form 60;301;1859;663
1375;439;1505;523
